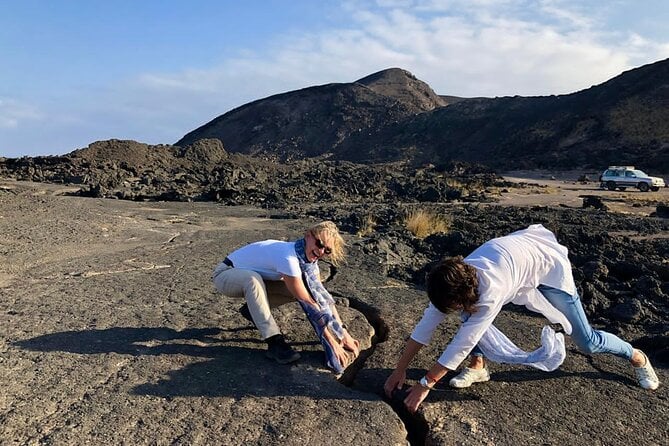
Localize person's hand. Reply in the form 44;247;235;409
331;340;351;369
403;383;430;413
341;331;360;357
384;368;406;398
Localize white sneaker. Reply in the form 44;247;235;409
449;367;490;388
634;351;660;390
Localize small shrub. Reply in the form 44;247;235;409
445;178;463;188
404;209;451;239
356;214;376;237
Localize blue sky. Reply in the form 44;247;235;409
1;0;668;158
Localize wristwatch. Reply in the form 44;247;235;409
419;375;436;389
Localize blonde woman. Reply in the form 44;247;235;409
213;221;360;372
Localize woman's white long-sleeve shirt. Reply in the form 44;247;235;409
410;224;575;370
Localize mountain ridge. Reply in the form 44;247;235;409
176;68;445;160
178;59;669;170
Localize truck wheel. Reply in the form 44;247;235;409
651;187;660;192
606;181;617;191
638;182;650;192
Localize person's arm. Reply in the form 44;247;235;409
330;303;344;325
403;362;449;413
384;303;446;397
330;303;361;356
320;322;353;368
281;274;319;308
403;302;499;412
283;273;355;367
404;296;505;412
384;338;424;398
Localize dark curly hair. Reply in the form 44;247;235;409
426;256;480;314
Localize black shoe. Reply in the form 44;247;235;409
265;334;301;364
239;304;256;327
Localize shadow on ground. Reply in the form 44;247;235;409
13;326;379;401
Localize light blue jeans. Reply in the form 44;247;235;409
471;285;633;361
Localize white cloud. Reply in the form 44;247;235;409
130;1;666;102
5;0;669;157
0;98;42;129
622;32;669;65
539;0;595;30
376;0;415;7
58;0;663;156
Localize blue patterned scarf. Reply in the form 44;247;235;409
294;238;346;373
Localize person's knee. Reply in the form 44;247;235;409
573;335;600;355
577;343;598;355
212;274;227;293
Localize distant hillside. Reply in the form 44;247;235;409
338;59;669;170
176;68;445;160
177;59;669;171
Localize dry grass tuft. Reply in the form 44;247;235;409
356;214;376;237
404;209;451;239
445;178;464;188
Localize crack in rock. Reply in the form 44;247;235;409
323;263;429;445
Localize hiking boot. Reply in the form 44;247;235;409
265;334;301;364
238;303;256;327
634;351;660;390
449;367;490;388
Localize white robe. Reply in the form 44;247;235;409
411;224;574;371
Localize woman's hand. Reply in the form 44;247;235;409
331;340;351;369
403;383;430;413
322;327;352;369
341;330;360;357
384;368;407;398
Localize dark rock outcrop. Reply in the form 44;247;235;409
0;139;503;206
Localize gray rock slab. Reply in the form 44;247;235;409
0;181;406;445
1;179;667;445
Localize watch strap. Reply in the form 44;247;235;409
419;376;435;389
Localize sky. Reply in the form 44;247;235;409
1;0;668;158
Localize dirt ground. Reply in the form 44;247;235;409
1;177;667;446
498;170;669;216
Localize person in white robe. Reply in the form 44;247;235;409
384;224;660;413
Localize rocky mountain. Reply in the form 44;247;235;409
178;59;669;171
340;58;669;170
176;68;446;160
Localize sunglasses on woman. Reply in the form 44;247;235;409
312;233;332;255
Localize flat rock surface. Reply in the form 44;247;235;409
1;179;667;446
0;181;404;445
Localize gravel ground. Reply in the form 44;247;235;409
1;178;667;446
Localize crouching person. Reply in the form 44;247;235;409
384;224;660;413
212;221;360;372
